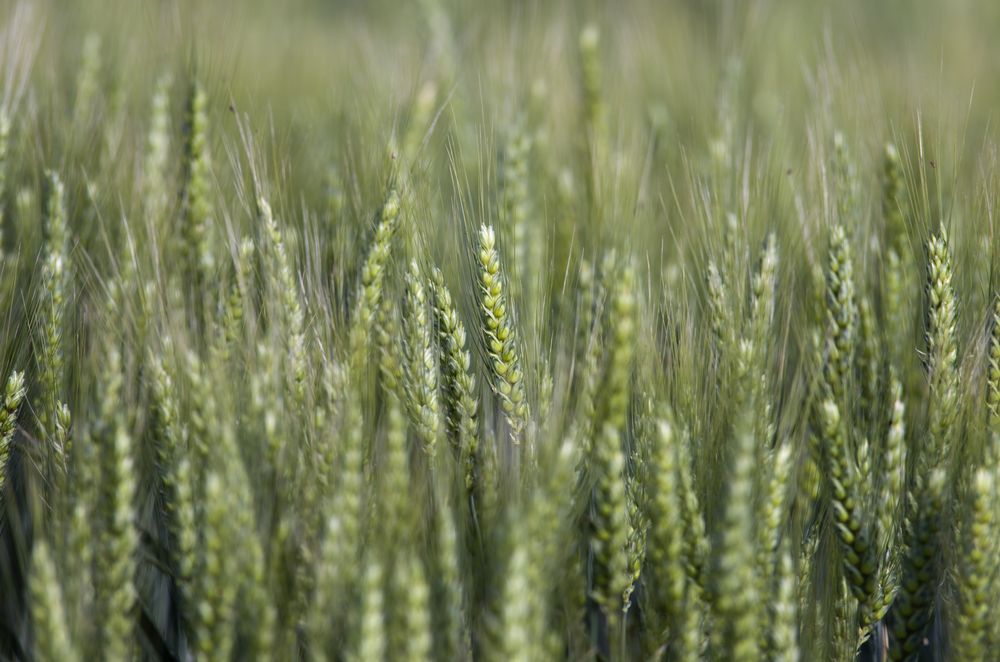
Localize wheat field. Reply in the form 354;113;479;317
1;1;999;660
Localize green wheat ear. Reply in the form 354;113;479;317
39;170;69;445
988;294;1000;430
401;553;433;662
401;259;441;456
590;421;631;628
349;187;402;370
357;559;387;662
646;413;687;654
0;370;27;496
30;541;80;662
891;470;945;662
817;397;879;629
95;349;137;662
953;469;994;660
181;79;215;290
260;196;307;406
143;73;172;224
431;266;480;489
197;472;237;660
925;229;958;466
823;224;857;406
710;342;761;662
478;223;529;443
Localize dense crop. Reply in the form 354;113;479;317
2;1;1000;660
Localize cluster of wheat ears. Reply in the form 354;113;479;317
1;2;1000;661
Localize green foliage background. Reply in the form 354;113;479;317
1;0;1000;660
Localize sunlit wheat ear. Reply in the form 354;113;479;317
953;469;993;660
590;422;630;625
400;553;432;662
857;296;880;413
647;413;686;651
499;120;531;303
350;187;401;370
477;224;529;443
988;295;1000;430
181;79;215;287
260;196;307;406
707;260;734;360
750;234;778;369
500;529;542;660
434;494;469;660
758;441;792;589
891;470;945;662
39;170;69;444
72;34;101;125
400;80;437;174
431;266;480;490
218;238;255;363
925;229;958;466
314;369;365;652
30;540;80;662
357;558;387;662
599;261;636;432
823;224;857;405
882;143;907;242
0;370;26;498
817;398;879;629
881;143;914;374
832;132;860;224
379;392;409;546
711;345;760;662
148;353;198;633
376;302;404;398
579;22;606;194
676;426;709;592
197;472;237;661
401;260;440;456
623;442;648;614
96;349;137;661
769;544;800;662
237;527;275;659
876;375;906;609
143;73;172;223
310;516;343;661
